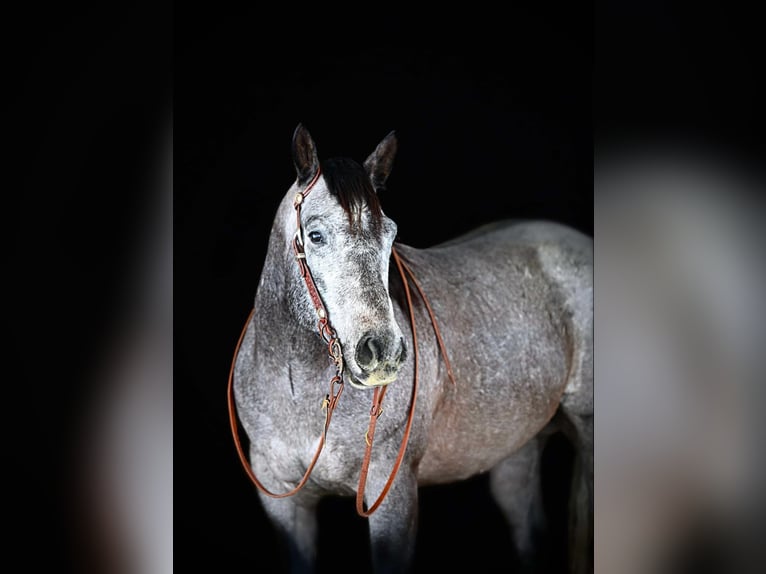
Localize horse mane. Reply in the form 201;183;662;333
321;157;383;233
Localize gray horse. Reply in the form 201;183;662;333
231;125;593;573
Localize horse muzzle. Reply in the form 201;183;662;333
347;332;407;388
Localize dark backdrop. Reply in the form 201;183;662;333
176;7;592;573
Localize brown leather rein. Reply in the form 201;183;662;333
227;169;456;516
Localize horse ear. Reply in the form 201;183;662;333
364;131;397;192
292;123;320;186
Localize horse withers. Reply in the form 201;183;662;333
230;125;593;573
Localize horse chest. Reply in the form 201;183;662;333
248;387;372;492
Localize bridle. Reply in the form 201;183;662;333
227;168;456;516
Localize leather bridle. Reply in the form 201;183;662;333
227;168;455;516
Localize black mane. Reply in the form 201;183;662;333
321;157;383;232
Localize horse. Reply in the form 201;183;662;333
229;124;593;574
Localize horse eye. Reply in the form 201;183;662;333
307;231;324;244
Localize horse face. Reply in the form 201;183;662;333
298;180;406;388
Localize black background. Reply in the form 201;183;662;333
175;6;591;574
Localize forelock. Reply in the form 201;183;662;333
320;157;383;233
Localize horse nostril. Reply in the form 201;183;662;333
355;334;381;371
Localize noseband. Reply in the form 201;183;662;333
227;168;456;516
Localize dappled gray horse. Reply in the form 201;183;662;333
230;125;593;573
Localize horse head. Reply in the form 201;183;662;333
287;124;406;389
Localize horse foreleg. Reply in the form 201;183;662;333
365;469;419;574
489;434;549;572
258;492;319;574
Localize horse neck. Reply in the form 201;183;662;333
252;202;325;360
